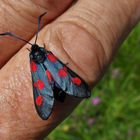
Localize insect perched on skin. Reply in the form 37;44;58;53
0;12;91;120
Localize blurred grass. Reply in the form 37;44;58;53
46;23;140;140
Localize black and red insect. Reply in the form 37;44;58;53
0;12;91;120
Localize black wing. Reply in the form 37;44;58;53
30;60;54;120
43;52;91;98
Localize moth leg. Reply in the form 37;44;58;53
43;43;51;53
43;43;46;48
26;48;31;51
65;62;69;66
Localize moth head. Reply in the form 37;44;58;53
31;44;40;51
30;44;46;63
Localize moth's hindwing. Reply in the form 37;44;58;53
44;52;91;98
30;60;54;120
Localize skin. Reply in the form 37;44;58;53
0;0;140;139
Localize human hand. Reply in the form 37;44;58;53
0;0;140;139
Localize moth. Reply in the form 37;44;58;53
0;12;91;120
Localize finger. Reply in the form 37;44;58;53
1;0;140;139
0;0;73;68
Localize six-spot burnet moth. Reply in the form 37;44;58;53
0;12;91;120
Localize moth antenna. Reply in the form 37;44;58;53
34;12;47;44
0;32;33;46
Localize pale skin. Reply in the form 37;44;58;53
0;0;140;140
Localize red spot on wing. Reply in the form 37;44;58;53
30;61;37;72
72;77;82;86
47;53;57;62
34;80;45;90
36;95;43;106
46;70;53;82
58;68;68;77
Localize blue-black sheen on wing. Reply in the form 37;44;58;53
44;52;91;98
30;60;54;120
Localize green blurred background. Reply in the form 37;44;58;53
46;23;140;140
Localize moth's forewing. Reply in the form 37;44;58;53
44;52;91;98
30;60;54;120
